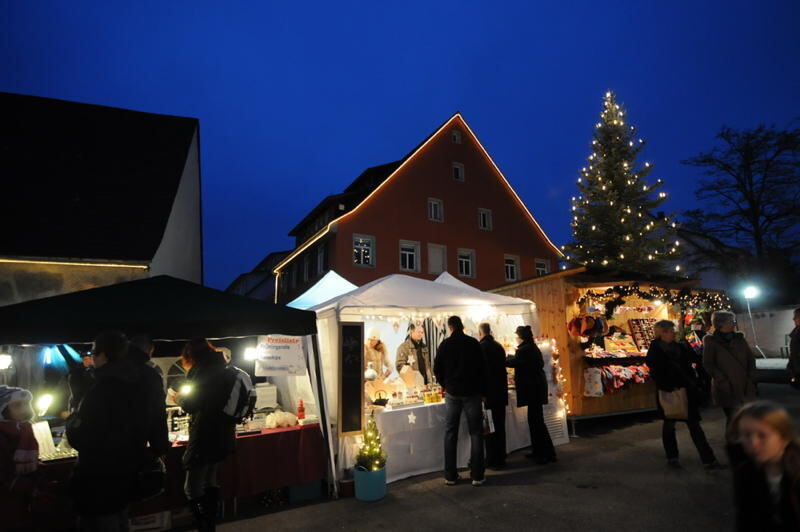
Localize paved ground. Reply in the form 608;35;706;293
222;382;800;532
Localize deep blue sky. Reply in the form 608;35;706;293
2;2;798;289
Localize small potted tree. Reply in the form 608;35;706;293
354;411;387;501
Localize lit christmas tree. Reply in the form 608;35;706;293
356;411;387;472
562;91;682;273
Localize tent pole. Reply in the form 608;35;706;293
310;333;338;498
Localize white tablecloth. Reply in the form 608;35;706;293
339;391;568;483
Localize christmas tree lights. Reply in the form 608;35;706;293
563;91;681;273
356;411;387;472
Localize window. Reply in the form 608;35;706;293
317;243;328;274
451;129;462;144
535;259;550;276
428;198;444;222
353;234;375;267
452;162;465;182
399;240;420;272
457;249;475;278
504;255;520;282
478;208;493;231
428;244;447;274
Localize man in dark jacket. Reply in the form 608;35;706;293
128;335;170;460
786;308;800;389
433;316;487;486
66;331;158;532
506;325;556;464
479;323;508;469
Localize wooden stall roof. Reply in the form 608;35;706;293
489;266;699;293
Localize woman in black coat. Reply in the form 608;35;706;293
177;339;234;532
728;401;800;531
646;320;719;469
505;325;556;464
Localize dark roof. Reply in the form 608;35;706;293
288;113;457;237
0;92;199;261
0;275;316;344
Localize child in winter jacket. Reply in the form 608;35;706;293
0;385;40;530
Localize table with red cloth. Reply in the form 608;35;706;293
38;423;326;527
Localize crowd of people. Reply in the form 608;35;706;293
0;333;245;532
1;307;799;531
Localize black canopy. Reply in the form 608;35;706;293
0;275;317;345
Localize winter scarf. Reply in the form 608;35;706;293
0;421;39;476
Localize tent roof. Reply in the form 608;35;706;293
311;274;534;317
288;271;358;310
434;271;481;291
0;275;317;345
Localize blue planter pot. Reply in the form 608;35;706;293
354;466;386;501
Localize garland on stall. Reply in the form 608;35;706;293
576;283;732;319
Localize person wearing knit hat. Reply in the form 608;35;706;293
365;328;391;378
0;385;40;529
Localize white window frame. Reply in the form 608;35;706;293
535;258;550;277
504;254;520;282
457;248;476;279
399;240;420;273
353;234;375;268
452;162;465;182
478;208;493;231
427;243;447;274
451;129;462;144
428;198;444;222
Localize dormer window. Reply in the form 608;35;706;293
451;129;462;144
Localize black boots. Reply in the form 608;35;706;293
188;488;218;532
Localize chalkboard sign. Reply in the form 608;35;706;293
339;323;364;435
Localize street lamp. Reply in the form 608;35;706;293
743;285;765;358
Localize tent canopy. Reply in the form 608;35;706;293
288;271;357;310
0;275;317;345
311;274;535;318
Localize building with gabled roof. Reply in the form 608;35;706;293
268;112;562;303
0;92;202;305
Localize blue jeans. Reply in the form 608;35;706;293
444;393;485;481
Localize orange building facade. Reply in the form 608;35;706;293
274;113;562;303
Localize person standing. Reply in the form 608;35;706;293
365;328;392;379
786;308;800;390
727;401;800;531
646;320;720;470
478;323;508;469
506;325;556;465
66;331;154;532
396;324;431;385
177;339;235;532
433;316;487;486
703;310;758;425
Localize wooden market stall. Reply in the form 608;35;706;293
491;267;731;423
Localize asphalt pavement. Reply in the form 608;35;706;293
221;382;800;532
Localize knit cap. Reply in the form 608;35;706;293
0;385;33;421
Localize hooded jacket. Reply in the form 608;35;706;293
506;340;548;407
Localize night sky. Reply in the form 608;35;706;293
2;2;798;289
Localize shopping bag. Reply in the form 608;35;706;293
482;405;495;434
658;388;689;420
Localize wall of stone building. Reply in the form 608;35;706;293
0;262;148;306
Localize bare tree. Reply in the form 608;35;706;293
683;123;800;258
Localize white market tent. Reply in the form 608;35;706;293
287;270;358;310
309;273;567;482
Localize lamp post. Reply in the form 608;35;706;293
743;286;766;358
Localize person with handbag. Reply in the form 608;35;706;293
646;320;721;470
703;310;758;426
